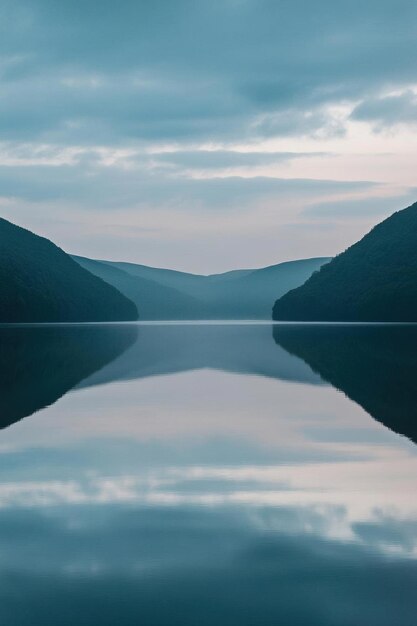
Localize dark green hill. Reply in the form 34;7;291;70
0;218;138;322
273;201;417;321
74;256;329;320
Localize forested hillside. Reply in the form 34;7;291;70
273;202;417;321
0;218;138;322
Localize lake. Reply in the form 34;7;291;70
0;322;416;625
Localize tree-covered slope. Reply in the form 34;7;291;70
0;218;138;322
273;202;417;321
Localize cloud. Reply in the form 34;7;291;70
0;154;403;271
0;159;374;207
351;90;417;130
141;150;331;172
1;1;417;144
303;189;417;218
1;1;417;269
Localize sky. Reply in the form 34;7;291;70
1;0;417;273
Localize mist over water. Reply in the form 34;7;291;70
0;323;416;625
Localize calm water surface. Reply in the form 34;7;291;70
0;322;416;625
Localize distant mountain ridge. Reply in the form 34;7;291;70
72;256;202;320
273;201;417;322
0;214;329;323
0;218;138;322
74;255;330;320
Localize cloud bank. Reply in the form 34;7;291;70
1;0;417;269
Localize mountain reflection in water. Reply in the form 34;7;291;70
273;323;417;444
0;323;416;626
0;324;138;430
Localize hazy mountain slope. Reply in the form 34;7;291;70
0;218;138;322
273;201;417;321
106;258;330;314
206;258;331;318
73;256;203;320
105;261;203;294
74;256;330;319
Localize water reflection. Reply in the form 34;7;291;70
4;323;417;445
0;323;416;625
0;504;416;626
80;322;322;387
0;324;138;430
273;323;417;444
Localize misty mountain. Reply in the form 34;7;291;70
74;255;330;320
73;256;203;320
273;201;417;321
0;218;138;322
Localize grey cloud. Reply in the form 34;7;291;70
254;109;346;139
146;150;330;171
0;160;375;208
1;1;417;144
1;0;416;269
304;190;417;219
351;91;417;130
0;74;248;144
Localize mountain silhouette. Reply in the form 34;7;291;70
0;218;138;322
273;202;417;321
73;256;203;320
74;256;329;320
